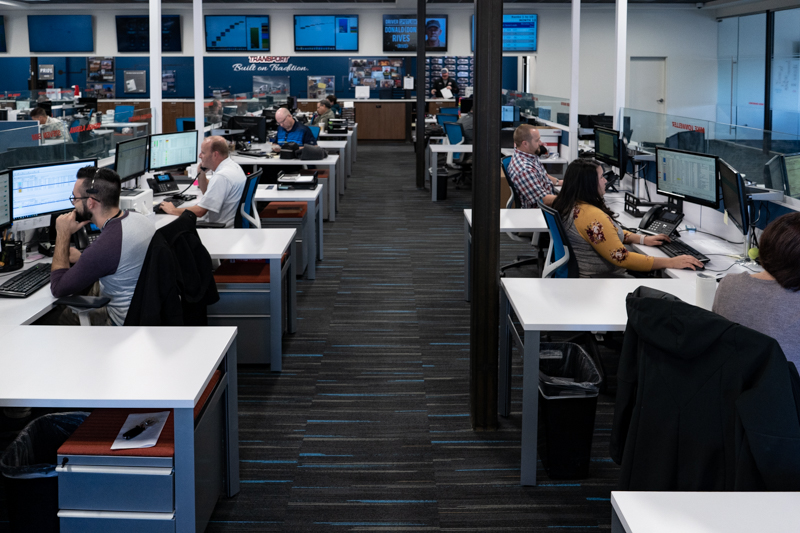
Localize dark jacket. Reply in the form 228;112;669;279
124;231;182;326
611;286;800;491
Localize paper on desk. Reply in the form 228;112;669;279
686;236;740;255
440;88;453;99
111;411;170;450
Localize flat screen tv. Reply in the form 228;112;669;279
383;15;448;53
294;15;358;52
471;14;538;52
28;15;94;53
205;15;269;52
116;15;182;53
0;17;6;53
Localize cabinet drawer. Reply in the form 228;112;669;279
60;510;174;533
208;287;272;315
57;465;173;513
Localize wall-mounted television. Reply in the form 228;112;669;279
471;14;538;52
294;15;358;52
116;15;182;53
0;17;6;53
205;15;269;52
383;15;448;53
28;15;94;53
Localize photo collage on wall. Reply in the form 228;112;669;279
253;76;291;96
425;56;473;94
307;76;335;100
349;58;404;89
87;57;115;98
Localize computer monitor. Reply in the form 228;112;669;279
501;105;519;123
227;115;267;143
286;96;298;112
0;172;11;232
718;158;749;236
594;127;621;167
655;147;719;209
589;114;614;129
764;154;784;190
459;97;473;115
149;131;198;173
78;97;98;113
114;136;149;184
782;152;800;197
11;159;97;221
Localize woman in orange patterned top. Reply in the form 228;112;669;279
551;159;704;278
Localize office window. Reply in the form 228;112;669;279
770;8;800;137
717;14;766;130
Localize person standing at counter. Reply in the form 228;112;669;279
431;68;459;99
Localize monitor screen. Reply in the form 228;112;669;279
594;127;620;167
116;15;182;53
764;155;785;190
0;17;7;54
718;159;748;235
294;15;358;52
28;15;94;53
501;105;519;123
227;115;267;143
205;15;270;52
115;137;149;183
783;152;800;197
149;131;198;172
383;15;447;52
11;160;97;221
471;14;538;52
0;173;11;231
655;147;719;209
78;97;98;113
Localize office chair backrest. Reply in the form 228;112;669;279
235;169;263;229
436;114;459;127
309;125;321;140
115;105;134;123
69;119;80;143
439;107;459;116
540;203;579;279
501;156;516;209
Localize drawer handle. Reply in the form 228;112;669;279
376;105;381;108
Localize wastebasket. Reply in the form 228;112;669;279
537;343;602;479
0;412;88;533
435;170;448;201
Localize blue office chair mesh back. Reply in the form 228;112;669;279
501;156;515;208
436;114;459;127
235;170;263;229
439;107;459;116
444;122;465;161
540;204;579;278
309;125;321;140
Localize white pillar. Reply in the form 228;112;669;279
149;0;162;134
193;0;204;145
614;0;628;130
568;0;580;160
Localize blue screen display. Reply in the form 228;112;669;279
28;15;94;53
0;17;6;53
472;14;538;52
383;15;448;53
205;15;269;52
116;15;182;53
294;15;358;52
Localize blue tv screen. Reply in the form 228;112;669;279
28;15;94;53
383;15;448;53
0;17;6;53
294;15;358;52
116;15;182;53
205;15;269;52
471;14;538;52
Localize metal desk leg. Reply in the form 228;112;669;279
351;128;357;162
270;256;283;372
288;241;297;334
425;144;431;186
224;342;240;497
305;200;317;280
521;329;540;486
337;151;345;197
498;289;511;416
329;162;336;222
611;507;626;533
464;218;472;302
316;199;324;261
173;407;196;533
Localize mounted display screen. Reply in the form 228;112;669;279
471;14;538;52
294;15;358;52
383;15;448;52
205;15;270;52
0;17;6;53
28;15;94;52
116;15;182;53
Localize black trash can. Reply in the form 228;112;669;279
435;170;448;201
537;342;602;479
0;412;88;533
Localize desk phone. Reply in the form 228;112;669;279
147;174;180;195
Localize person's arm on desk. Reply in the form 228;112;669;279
50;212;117;297
158;168;210;217
620;231;703;271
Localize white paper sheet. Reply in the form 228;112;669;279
440;88;453;99
110;411;170;450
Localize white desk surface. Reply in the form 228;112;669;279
230;153;338;166
0;262;59;326
501;278;696;332
430;143;567;165
0;326;237;408
317;140;347;149
197;228;295;260
255;183;323;202
464;208;546;232
97;122;148;128
611;491;800;533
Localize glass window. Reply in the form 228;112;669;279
770;7;800;137
716;14;766;130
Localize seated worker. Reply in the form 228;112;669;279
551;158;704;278
457;110;473;144
713;212;800;369
326;94;342;116
430;68;459;98
312;99;335;130
271;107;318;153
50;166;156;325
507;124;560;208
31;106;73;143
159;136;246;228
206;99;223;124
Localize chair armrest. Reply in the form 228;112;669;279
196;222;227;229
54;295;111;309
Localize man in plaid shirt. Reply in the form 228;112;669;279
507;125;562;208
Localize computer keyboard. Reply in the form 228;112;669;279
154;197;185;214
659;238;710;264
0;263;51;298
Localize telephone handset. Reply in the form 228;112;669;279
147;173;180;195
638;205;684;237
73;223;101;251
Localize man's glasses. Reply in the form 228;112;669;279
69;194;97;204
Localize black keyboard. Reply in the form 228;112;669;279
154;197;185;214
659;238;710;264
0;263;51;298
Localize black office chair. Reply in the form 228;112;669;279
499;156;544;277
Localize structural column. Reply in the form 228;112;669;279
470;0;503;430
193;0;205;145
149;0;163;134
415;0;427;189
568;0;581;158
614;0;628;130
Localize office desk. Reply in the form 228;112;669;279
611;491;800;533
0;325;239;533
499;278;696;486
231;152;339;222
96;121;149;136
255;183;324;280
319;127;356;167
317;140;349;191
463;208;547;301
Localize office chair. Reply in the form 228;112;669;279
443;122;472;188
436;114;459;127
439;107;459;116
69;119;80;143
234;170;263;229
499;156;543;277
309;125;321;140
539;204;579;278
114;105;134;123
